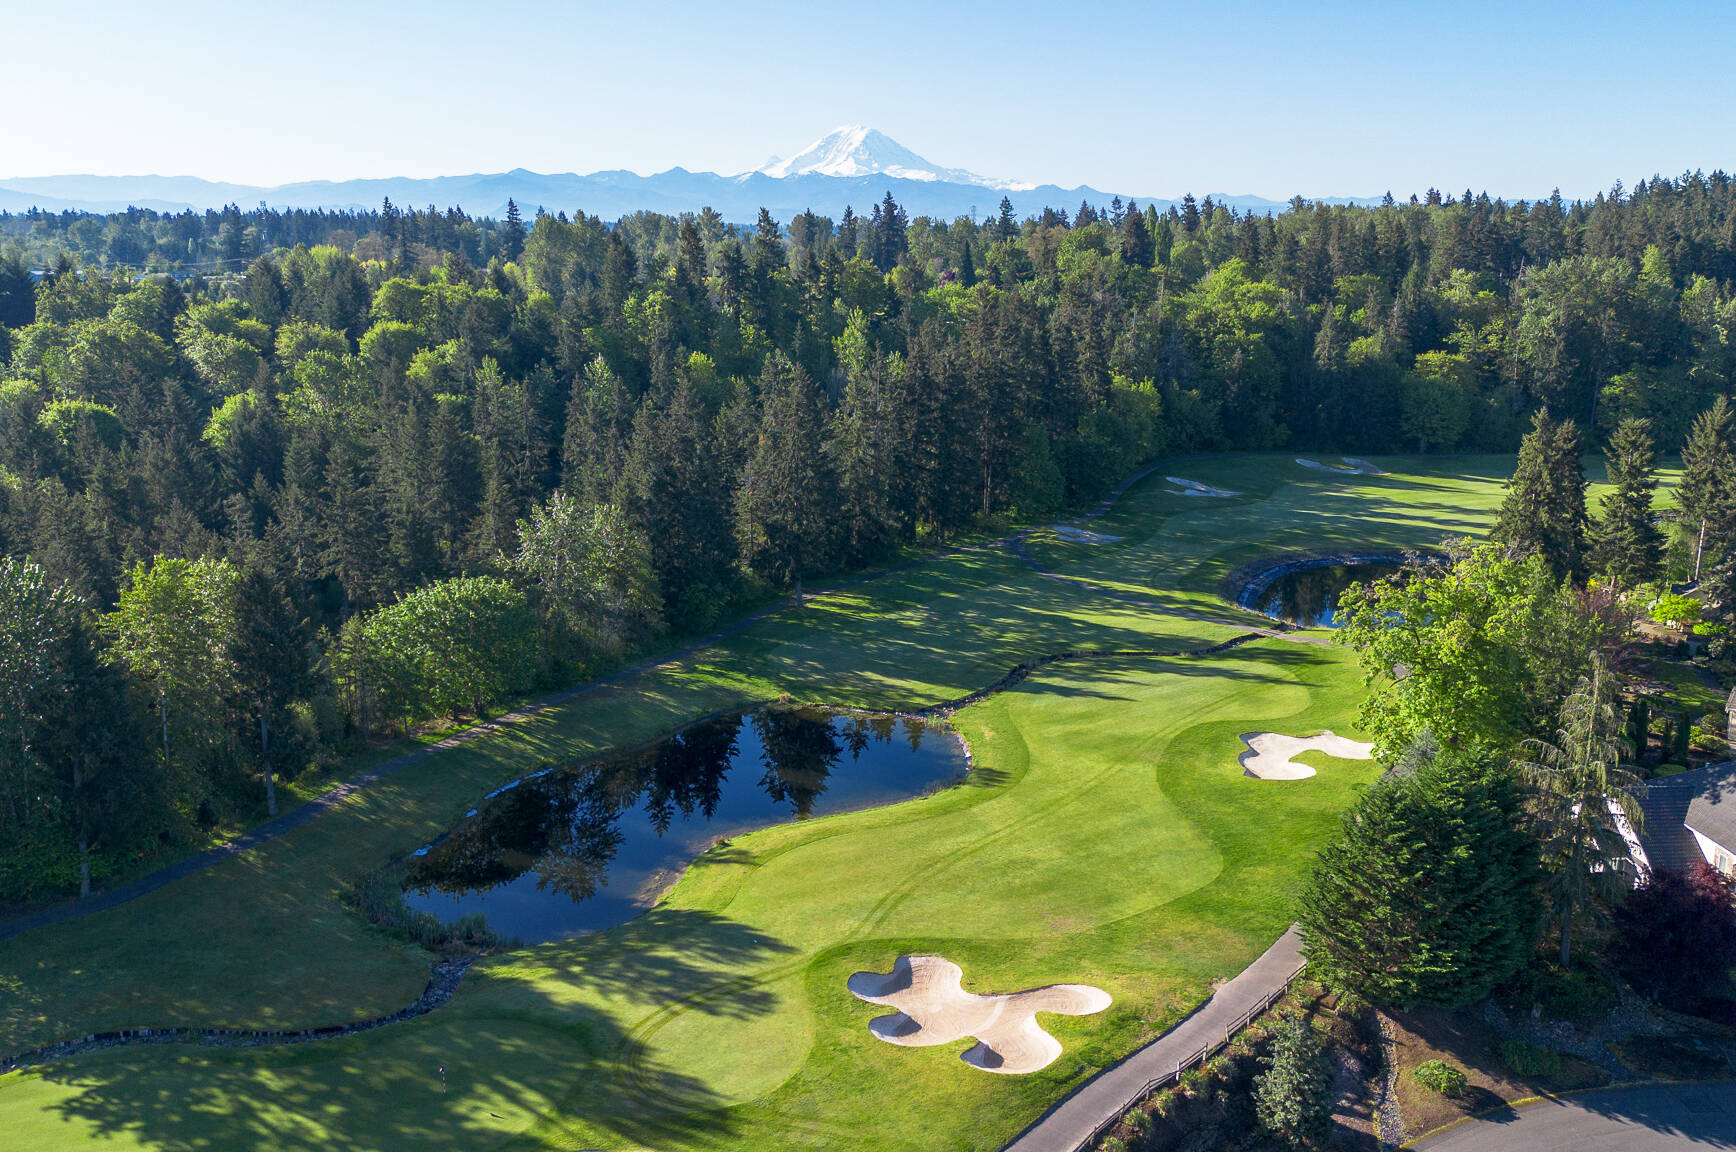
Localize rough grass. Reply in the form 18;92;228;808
0;452;1522;1151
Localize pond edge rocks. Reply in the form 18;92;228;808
1226;548;1448;620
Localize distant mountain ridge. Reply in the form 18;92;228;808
0;127;1382;222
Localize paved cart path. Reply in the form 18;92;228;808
1002;927;1306;1152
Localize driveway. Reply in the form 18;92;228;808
1412;1082;1736;1151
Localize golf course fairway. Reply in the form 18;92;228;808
0;453;1616;1151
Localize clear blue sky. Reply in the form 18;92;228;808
10;0;1734;200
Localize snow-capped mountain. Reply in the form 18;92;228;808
754;126;1033;191
0;127;1384;221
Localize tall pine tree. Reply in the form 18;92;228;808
1677;395;1735;589
1493;408;1590;582
1594;416;1663;588
734;354;835;595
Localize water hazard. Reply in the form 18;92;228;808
403;706;966;942
1250;561;1402;627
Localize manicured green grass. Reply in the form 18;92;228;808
0;452;1518;1151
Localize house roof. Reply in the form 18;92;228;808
1684;760;1736;854
1638;760;1736;871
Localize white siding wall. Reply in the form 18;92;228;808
1690;827;1736;875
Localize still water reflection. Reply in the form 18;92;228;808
1256;562;1402;627
404;707;965;942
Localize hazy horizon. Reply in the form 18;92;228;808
9;0;1735;202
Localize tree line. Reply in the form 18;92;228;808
1299;405;1736;1036
6;178;1736;901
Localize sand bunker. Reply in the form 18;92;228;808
1051;525;1123;544
1164;476;1239;498
1239;731;1374;780
1296;457;1384;476
848;955;1111;1074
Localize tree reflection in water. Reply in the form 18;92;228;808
1260;563;1402;627
403;707;962;941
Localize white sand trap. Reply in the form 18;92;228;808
1239;731;1374;780
848;955;1111;1074
1297;457;1385;476
1051;525;1123;544
1164;476;1239;498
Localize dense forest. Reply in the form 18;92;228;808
3;175;1736;902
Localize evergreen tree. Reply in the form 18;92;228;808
1493;409;1590;582
501;198;527;262
1118;200;1155;267
1516;655;1646;969
615;381;734;629
1677;395;1735;585
827;323;908;565
1298;744;1540;1006
872;192;907;272
1594;416;1664;588
1253;1013;1333;1150
230;567;312;818
734;354;835;593
35;614;157;898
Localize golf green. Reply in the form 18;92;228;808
0;453;1540;1150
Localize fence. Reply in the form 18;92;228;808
1069;959;1306;1152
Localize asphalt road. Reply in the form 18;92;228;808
1412;1082;1736;1151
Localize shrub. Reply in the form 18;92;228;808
1500;1040;1562;1078
1254;1013;1333;1150
1652;593;1702;630
1502;961;1619;1021
1614;863;1736;1010
1412;1059;1467;1096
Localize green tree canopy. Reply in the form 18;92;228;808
1298;744;1540;1007
1493;408;1590;582
1593;416;1664;588
1253;1013;1333;1150
1336;543;1623;759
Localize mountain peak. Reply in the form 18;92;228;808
753;126;1030;191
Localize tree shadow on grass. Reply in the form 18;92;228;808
502;907;798;1023
29;997;743;1152
26;909;795;1150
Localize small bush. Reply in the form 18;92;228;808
1412;1059;1467;1096
1502;961;1618;1021
1500;1040;1562;1078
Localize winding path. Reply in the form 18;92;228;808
1001;928;1308;1152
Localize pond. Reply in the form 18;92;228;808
1249;561;1403;627
403;706;967;942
